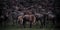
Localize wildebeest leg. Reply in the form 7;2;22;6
43;15;47;28
23;18;27;28
23;20;26;28
12;19;15;25
52;18;56;25
40;19;44;28
43;19;45;27
40;18;45;28
30;21;32;28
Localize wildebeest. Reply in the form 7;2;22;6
22;11;36;28
34;13;45;28
47;11;56;25
18;15;23;24
12;10;24;25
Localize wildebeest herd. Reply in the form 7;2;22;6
0;10;56;28
17;10;56;28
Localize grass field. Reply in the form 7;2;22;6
0;24;54;30
0;21;55;30
4;28;54;30
0;26;54;30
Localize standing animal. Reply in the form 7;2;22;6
22;11;36;28
45;11;56;25
47;13;56;25
17;11;24;24
18;15;23;24
34;13;45;28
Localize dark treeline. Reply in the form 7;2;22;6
54;0;60;29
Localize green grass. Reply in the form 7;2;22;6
0;25;54;30
5;28;53;30
0;22;55;30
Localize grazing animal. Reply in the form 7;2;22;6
17;11;24;27
46;11;56;25
23;12;36;28
34;13;45;27
47;13;56;25
18;15;23;24
23;14;36;28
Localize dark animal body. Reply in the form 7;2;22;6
23;14;36;28
47;14;56;25
18;11;36;28
35;13;45;27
